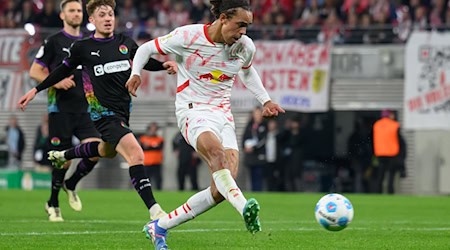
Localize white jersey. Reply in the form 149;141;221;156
154;24;255;112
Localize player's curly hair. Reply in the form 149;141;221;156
209;0;251;19
60;0;82;12
86;0;116;16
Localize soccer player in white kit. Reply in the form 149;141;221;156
127;0;284;248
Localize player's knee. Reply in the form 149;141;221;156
129;149;144;165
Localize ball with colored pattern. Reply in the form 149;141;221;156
315;193;354;231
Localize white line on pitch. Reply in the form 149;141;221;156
1;227;450;237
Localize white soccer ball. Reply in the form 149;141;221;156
315;193;354;231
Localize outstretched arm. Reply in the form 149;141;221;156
18;63;73;110
127;40;162;97
238;66;285;117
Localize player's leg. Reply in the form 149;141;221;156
45;113;73;222
63;113;102;211
48;115;118;167
114;130;165;220
157;148;240;230
184;132;260;234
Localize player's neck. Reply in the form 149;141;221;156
93;31;113;39
63;25;81;37
207;22;225;44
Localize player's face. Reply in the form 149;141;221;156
220;8;252;45
61;2;83;27
89;5;115;37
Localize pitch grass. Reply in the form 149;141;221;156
1;190;450;249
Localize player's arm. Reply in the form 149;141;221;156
30;39;76;90
29;62;49;83
18;42;81;110
127;30;182;96
29;62;76;91
239;67;285;117
238;41;285;117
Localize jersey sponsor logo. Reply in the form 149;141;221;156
198;70;233;84
93;60;130;76
119;45;128;54
91;50;100;57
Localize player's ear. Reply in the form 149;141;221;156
219;13;228;25
88;16;94;24
59;11;64;21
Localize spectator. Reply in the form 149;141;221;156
116;0;138;31
5;115;25;169
1;0;17;28
318;9;343;43
347;119;373;193
264;119;284;191
394;5;412;42
136;0;155;23
33;0;62;28
412;4;428;30
156;0;171;28
169;1;190;29
281;117;305;192
139;122;164;190
172;132;200;191
33;114;52;172
429;0;445;28
14;0;35;27
189;0;210;24
292;0;307;27
373;109;402;194
242;107;268;192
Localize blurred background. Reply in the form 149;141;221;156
0;0;449;195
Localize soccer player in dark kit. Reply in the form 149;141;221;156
19;0;177;222
29;0;101;222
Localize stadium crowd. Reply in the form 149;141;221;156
0;0;449;43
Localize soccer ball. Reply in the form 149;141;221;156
315;193;354;231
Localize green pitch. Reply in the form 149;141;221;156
1;190;449;249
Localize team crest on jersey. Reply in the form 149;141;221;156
50;137;61;146
119;45;128;54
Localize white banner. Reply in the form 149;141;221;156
136;40;331;112
0;70;24;111
232;40;331;112
404;32;450;129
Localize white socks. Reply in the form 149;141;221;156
149;203;165;220
158;187;216;230
212;169;247;215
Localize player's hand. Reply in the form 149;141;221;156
125;74;141;97
262;101;285;117
18;88;38;111
163;61;177;75
54;75;75;90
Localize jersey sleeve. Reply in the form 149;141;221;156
154;28;184;56
62;41;82;69
34;38;54;68
241;36;256;70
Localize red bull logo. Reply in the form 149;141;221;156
198;70;233;84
